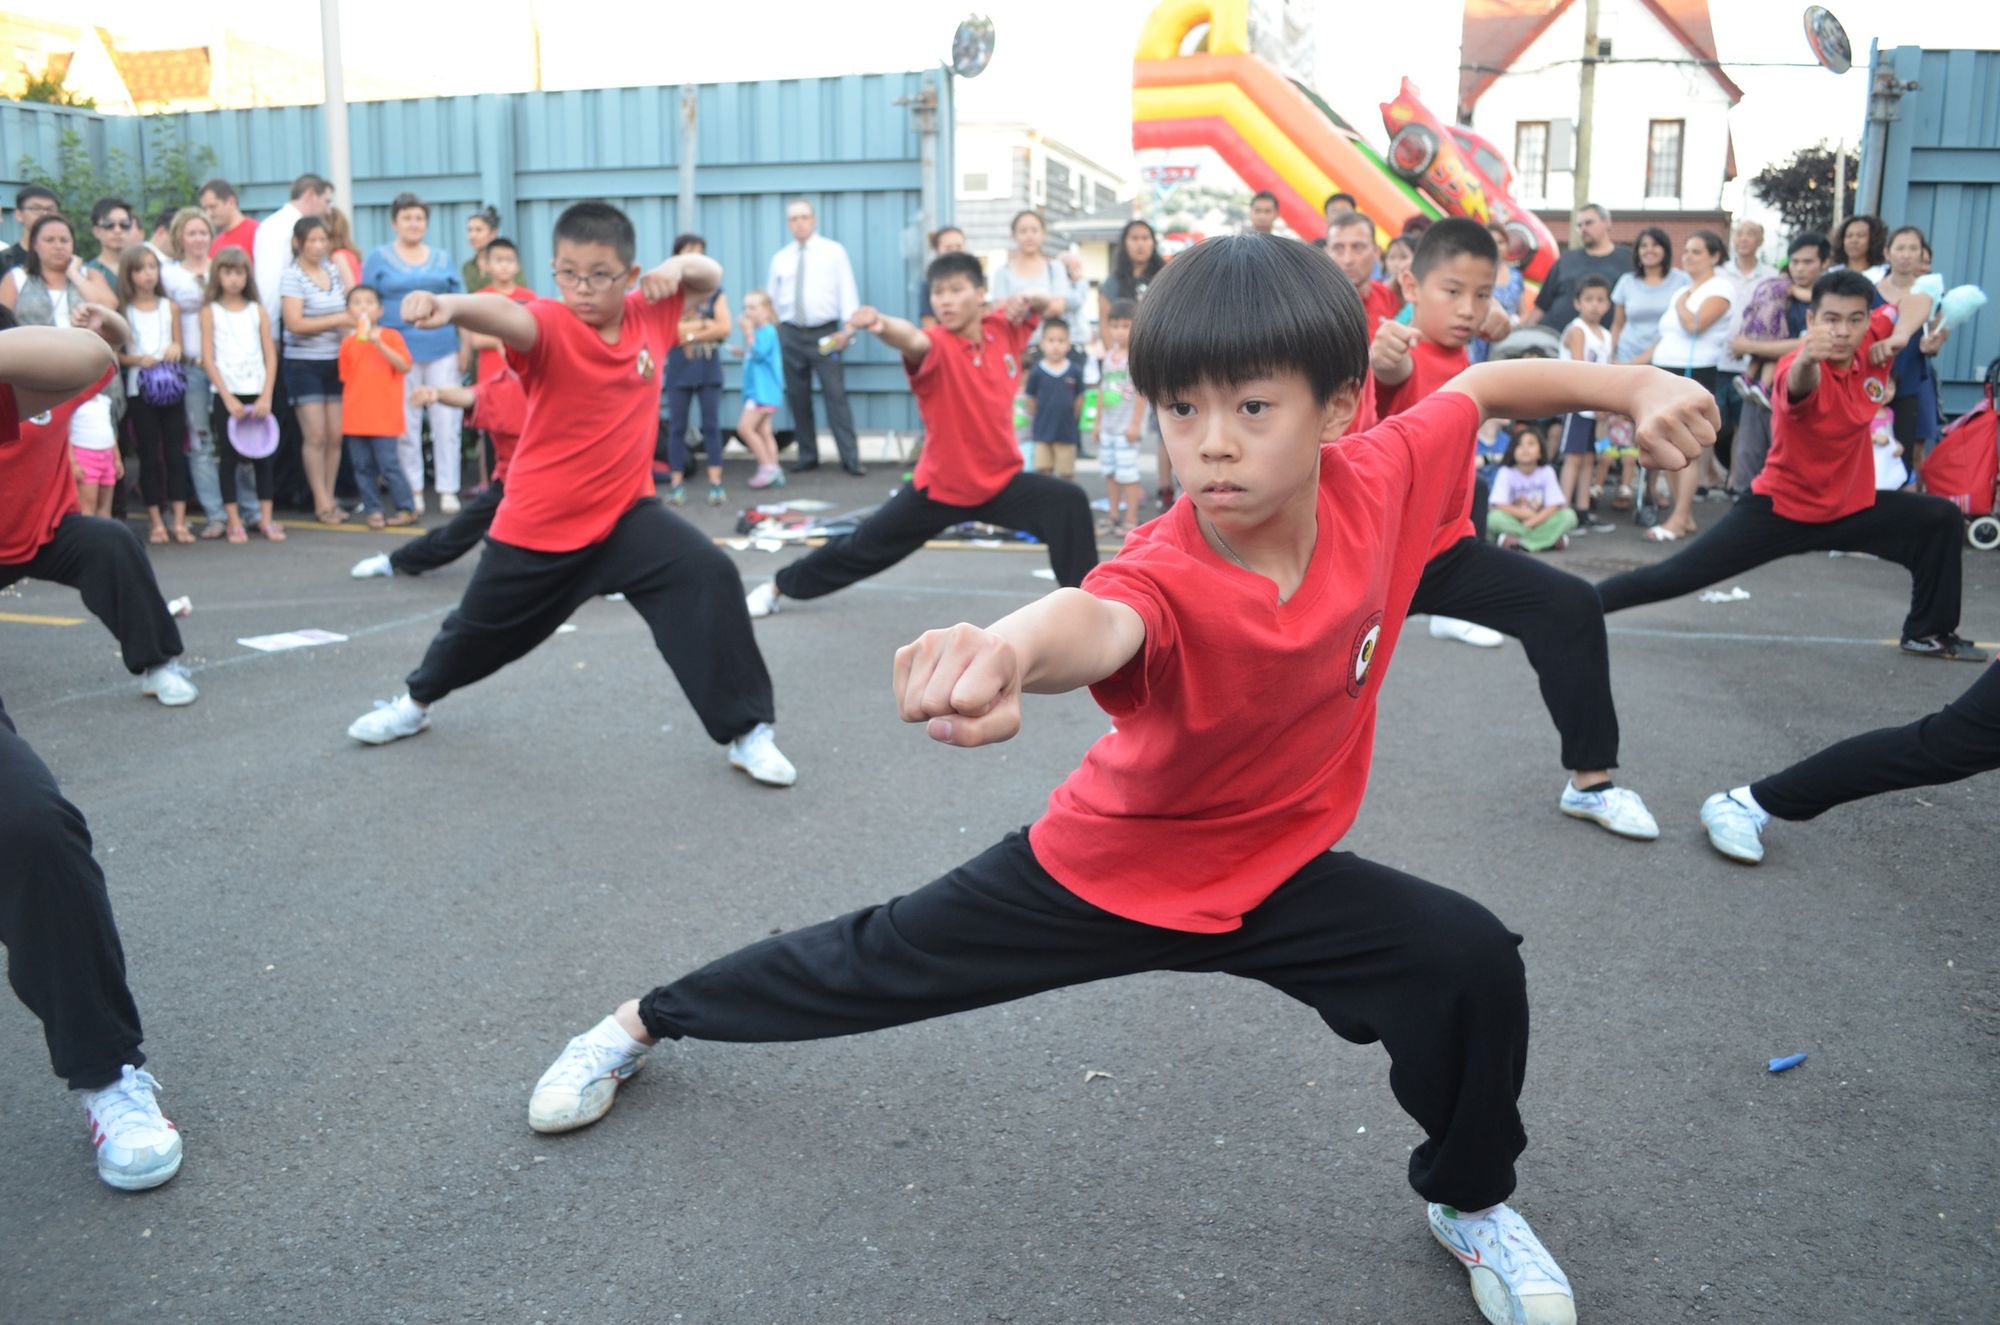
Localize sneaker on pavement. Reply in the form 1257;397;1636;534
1496;534;1523;551
1899;633;1989;663
411;493;426;516
347;695;430;745
528;1019;647;1134
727;722;797;786
1579;510;1614;532
707;483;727;507
1428;1202;1575;1325
438;492;462;515
351;551;393;579
745;580;781;619
666;483;686;507
1429;616;1505;648
1559;781;1660;840
79;1065;183;1191
140;661;198;707
1553;534;1571;550
1700;791;1766;864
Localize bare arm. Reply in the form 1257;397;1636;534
283;294;352;337
0;323;121;418
254;307;277;410
847;305;932;362
411;383;476;410
892;589;1148;747
374;336;412;374
401;290;538;353
1882;291;1935;354
1673;290;1731;334
644;252;722;301
1608;304;1626;359
1446;360;1718;471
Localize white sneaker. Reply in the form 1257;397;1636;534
1559;781;1660;840
1700;791;1767;864
745;580;781;619
1429;615;1505;648
79;1065;183;1191
529;1019;647;1134
1428;1202;1576;1325
411;493;426;516
140;661;198;707
727;722;797;786
439;492;461;515
347;694;430;745
350;551;393;579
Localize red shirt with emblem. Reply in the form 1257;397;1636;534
1029;390;1480;932
476;284;538;384
469;370;528;482
1754;307;1898;524
908;311;1036;507
496;289;683;552
1373;337;1475;558
0;366;116;566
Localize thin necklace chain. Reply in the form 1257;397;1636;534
1200;509;1252;571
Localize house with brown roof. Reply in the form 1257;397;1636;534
1459;0;1739;243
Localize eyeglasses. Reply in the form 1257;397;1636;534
95;217;134;230
551;267;625;291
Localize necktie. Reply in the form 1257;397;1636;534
792;241;808;326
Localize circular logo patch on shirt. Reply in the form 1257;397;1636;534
1864;375;1888;404
1347;611;1385;698
28;409;51;425
1003;352;1018;379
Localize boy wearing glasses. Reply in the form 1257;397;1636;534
1;186;59;278
343;201;799;787
85;198;136;289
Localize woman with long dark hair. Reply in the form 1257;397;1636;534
1832;214;1887;281
1097;220;1171;507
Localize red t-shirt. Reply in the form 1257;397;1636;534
470;370;528;482
476;285;538;383
497;290;683;552
909;311;1036;507
1374;338;1475;557
0;366;116;565
1362;279;1403;328
337;328;412;438
1029;390;1481;932
213;218;258;261
1754;307;1897;524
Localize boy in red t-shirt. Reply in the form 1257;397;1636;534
740;251;1095;620
461;236;536;486
342;202;797;786
0;309;196;708
348;371;525;579
1371;219;1667;840
526;234;1719;1325
1598;269;1985;662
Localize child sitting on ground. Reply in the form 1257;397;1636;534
730;290;785;489
1093;299;1145;534
1487;427;1577;551
1024;317;1085;480
338;285;417;529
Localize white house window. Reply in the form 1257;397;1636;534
961;172;989;193
1513;122;1550;200
1646;120;1684;200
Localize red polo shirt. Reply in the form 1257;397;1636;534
909;311;1037;507
1755;307;1898;524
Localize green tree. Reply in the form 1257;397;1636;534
15;127;134;261
136;115;216;222
16;65;96;109
1750;141;1862;241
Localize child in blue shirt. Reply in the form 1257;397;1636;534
732;290;785;489
1024;317;1085;480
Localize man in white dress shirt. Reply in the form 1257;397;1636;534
766;199;865;475
251;173;334;511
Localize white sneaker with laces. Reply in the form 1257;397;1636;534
727;722;797;787
1429;615;1505;648
529;1019;647;1134
745;581;781;619
1428;1202;1576;1325
347;694;431;745
1559;781;1660;840
140;661;199;707
411;493;426;516
79;1065;183;1191
439;492;461;515
351;551;393;579
1700;791;1767;864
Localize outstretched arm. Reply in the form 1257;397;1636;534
893;589;1147;747
401;290;539;353
0;321;123;419
1447;359;1718;472
847;305;932;362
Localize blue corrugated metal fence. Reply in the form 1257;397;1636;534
1;73;955;432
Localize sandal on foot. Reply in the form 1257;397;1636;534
367;513;386;530
1642;526;1681;542
225;523;249;544
199;521;227;541
170;524;196;544
259;521;287;542
385;511;417;527
148;525;170;545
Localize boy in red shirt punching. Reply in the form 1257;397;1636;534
1598;269;1985;662
343;202;797;786
525;234;1718;1325
1372;219;1663;840
741;251;1095;620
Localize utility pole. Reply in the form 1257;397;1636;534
1571;0;1600;245
319;0;352;212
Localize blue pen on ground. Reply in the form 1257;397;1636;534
1767;1053;1809;1073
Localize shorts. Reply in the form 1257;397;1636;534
1100;435;1142;485
1559;413;1603;457
1032;440;1077;479
72;444;117;486
282;355;343;405
745;402;778;415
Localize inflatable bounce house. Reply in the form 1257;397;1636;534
1133;0;1558;284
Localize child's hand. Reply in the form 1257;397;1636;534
354;312;374;340
410;386;439;408
1627;372;1719;472
1478;305;1513;341
162;343;181;363
223;395;246;420
639;265;682;303
71;457;83;481
892;623;1023;748
114;450;125;478
137;354;159;369
250;395;272;420
846;306;885;336
1370;320;1422;379
1126;422;1141;441
402;292;450;330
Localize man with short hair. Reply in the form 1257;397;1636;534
1321;191;1357;227
766;199;864;476
0;185;59;278
198;178;258;259
1522;204;1631;334
1324;211;1401;327
1247;190;1280;235
1726;232;1827;491
145;207;177;261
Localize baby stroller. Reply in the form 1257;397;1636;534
1920;356;2000;551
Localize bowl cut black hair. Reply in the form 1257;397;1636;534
926;251;985;289
1130;233;1366;408
553;201;637;268
1411;216;1500;281
1810;268;1878;311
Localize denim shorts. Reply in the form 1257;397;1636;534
282;355;343;405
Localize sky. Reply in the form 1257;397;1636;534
11;0;1999;189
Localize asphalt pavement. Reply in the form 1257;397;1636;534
3;469;1996;1324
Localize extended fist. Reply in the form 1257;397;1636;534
401;292;450;330
891;623;1023;748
